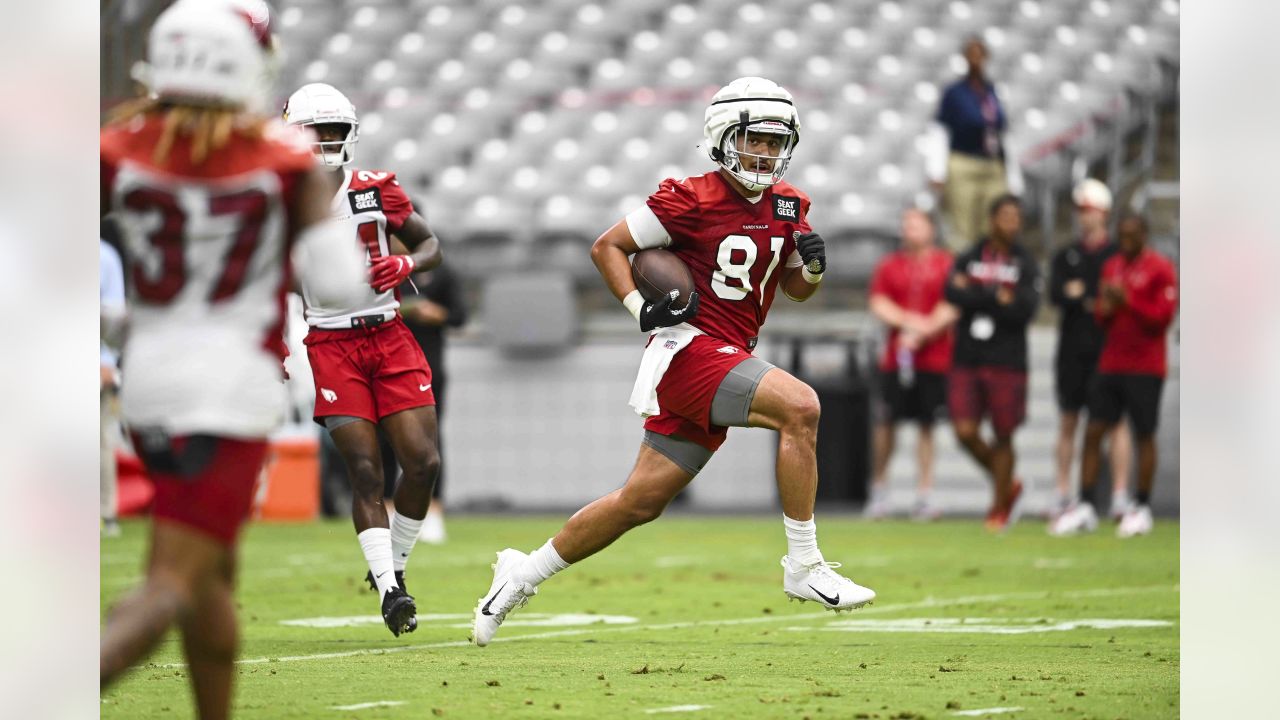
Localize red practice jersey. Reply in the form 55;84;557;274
300;168;415;328
869;247;955;373
101;115;315;437
1096;248;1178;376
635;171;812;349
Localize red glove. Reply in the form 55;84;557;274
369;255;416;293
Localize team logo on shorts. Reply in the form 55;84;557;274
321;388;338;403
716;346;739;355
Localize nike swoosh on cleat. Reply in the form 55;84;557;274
808;584;840;606
481;582;507;616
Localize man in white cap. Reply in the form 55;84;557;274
1047;179;1132;520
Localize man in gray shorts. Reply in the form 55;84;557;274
471;76;876;647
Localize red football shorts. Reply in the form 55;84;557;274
947;365;1028;436
131;432;269;547
304;316;435;425
644;334;754;452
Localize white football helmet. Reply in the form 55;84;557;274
283;83;360;167
143;0;277;111
703;77;801;192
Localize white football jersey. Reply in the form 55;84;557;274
300;168;414;328
102;117;316;437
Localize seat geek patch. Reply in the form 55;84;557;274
349;186;383;214
773;195;800;221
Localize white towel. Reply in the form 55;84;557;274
628;325;700;417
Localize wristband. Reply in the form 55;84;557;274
801;266;824;284
622;289;644;321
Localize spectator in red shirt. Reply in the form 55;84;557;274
866;209;957;520
1051;215;1177;538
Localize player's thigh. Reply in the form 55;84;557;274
380;404;440;468
619;439;698;508
148;519;235;593
745;366;819;431
328;418;385;483
710;355;776;428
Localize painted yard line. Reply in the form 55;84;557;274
952;707;1024;717
146;584;1176;670
644;705;714;714
330;700;406;711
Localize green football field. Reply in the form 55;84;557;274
100;515;1178;719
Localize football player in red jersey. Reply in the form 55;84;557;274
472;77;875;647
1051;214;1178;538
283;82;444;636
99;1;366;715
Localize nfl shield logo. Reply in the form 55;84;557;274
664;340;678;349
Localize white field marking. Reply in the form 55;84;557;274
952;707;1024;717
145;584;1176;670
644;705;714;714
280;613;638;629
789;617;1173;635
330;701;406;711
1032;557;1076;569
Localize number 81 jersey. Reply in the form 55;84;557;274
628;172;811;349
300;168;414;329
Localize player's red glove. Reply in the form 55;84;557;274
369;255;416;292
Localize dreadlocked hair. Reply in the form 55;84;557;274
106;98;270;166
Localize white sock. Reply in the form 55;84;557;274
515;538;570;588
358;528;398;599
783;515;825;567
389;511;424;572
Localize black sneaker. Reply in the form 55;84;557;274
365;570;407;594
381;586;417;637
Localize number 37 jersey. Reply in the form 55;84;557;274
100;116;316;437
628;172;811;349
300;169;414;329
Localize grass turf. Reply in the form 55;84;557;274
100;515;1178;719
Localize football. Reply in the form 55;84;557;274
631;249;695;310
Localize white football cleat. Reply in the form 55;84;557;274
1109;493;1132;521
781;556;876;612
472;549;536;647
1116;505;1153;538
1048;502;1099;536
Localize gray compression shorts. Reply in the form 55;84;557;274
643;355;776;476
322;415;365;431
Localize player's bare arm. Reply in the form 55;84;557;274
590;219;643;301
394;212;442;271
369;211;439;293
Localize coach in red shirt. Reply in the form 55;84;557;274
866;209;956;520
1051;214;1177;538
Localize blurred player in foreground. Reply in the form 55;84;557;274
1048;179;1132;519
944;195;1041;532
866;209;957;520
284;82;444;636
99;2;365;716
1052;215;1177;537
472;77;876;647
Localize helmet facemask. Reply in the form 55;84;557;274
716;115;798;192
304;120;359;167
